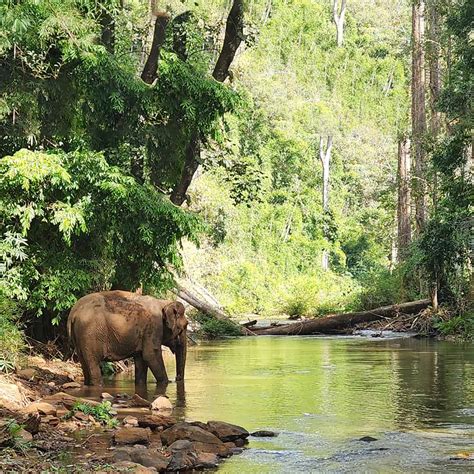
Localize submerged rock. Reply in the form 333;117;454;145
251;430;278;437
359;436;378;442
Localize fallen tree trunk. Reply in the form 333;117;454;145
251;300;430;336
175;283;230;321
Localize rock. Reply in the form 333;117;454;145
40;415;60;426
47;381;56;387
359;436;378;442
195;452;220;469
161;422;229;457
0;382;27;409
129;394;151;408
130;449;169;470
123;416;139;427
24;414;41;435
166;440;197;471
17;368;37;380
18;429;33;443
207;420;249;442
251;430;278;438
112;461;157;473
113;448;132;462
150;396;172;412
73;411;90;422
101;392;114;400
230;447;243;455
23;402;57;416
234;438;246;447
62;381;81;389
43;392;99;409
136;414;176;431
114;427;152;445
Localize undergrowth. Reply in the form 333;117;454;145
64;401;118;427
193;312;242;339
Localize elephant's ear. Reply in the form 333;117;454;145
162;301;186;338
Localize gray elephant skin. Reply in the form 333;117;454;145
67;290;187;386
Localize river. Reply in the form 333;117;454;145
91;335;474;472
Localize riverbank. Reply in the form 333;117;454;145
0;356;254;472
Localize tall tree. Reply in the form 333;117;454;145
170;0;244;206
332;0;347;47
397;136;411;258
319;135;333;270
411;0;428;233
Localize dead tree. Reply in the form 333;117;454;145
332;0;347;47
170;0;245;206
397;136;411;259
319;135;333;270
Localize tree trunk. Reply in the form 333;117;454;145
175;284;230;321
332;0;347;47
141;12;170;84
319;135;333;270
397;136;411;259
411;0;427;233
170;0;244;206
251;300;430;336
427;1;442;310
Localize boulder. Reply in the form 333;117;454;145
40;415;60;426
43;392;99;409
151;396;172;412
251;430;278;438
207;421;249;442
130;449;169;470
0;382;27;409
161;422;229;457
136;414;175;431
234;438;246;447
112;448;132;462
101;392;114;400
123;416;139;427
23;402;57;416
16;368;37;380
62;381;81;389
195;452;220;469
114;427;152;445
166;440;197;471
129;394;151;408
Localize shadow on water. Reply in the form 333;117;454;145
73;336;474;472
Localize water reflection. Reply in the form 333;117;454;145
78;336;473;472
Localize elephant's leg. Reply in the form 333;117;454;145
134;354;148;385
81;353;102;386
143;348;169;384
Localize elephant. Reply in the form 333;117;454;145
67;290;188;386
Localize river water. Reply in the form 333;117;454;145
90;335;474;472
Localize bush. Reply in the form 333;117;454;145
65;401;118;427
193;312;241;339
0;296;26;372
434;310;474;340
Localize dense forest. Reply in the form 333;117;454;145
0;0;472;355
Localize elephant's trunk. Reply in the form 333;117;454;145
175;334;187;381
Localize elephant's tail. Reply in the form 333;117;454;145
67;311;75;345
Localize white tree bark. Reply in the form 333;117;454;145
333;0;347;47
319;136;333;270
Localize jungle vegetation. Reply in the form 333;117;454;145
0;0;472;351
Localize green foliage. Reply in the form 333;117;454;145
434;309;474;340
0;149;200;322
0;296;26;372
194;312;241;339
65;401;118;427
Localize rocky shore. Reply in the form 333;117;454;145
0;360;272;472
